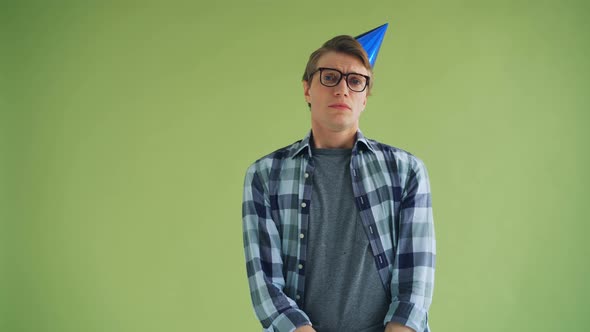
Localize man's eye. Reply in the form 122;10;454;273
323;74;338;82
349;78;362;86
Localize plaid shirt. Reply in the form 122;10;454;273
242;130;435;332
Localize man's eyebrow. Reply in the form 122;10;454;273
346;70;370;77
321;67;369;76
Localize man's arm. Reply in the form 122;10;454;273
384;158;435;332
242;165;312;331
385;322;415;332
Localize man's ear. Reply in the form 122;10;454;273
361;93;368;112
303;80;311;104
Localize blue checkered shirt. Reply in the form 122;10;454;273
242;130;435;332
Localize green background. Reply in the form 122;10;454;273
2;1;589;331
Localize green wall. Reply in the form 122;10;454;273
2;1;589;331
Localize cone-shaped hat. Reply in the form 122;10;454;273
355;23;388;67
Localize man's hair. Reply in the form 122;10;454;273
302;35;374;95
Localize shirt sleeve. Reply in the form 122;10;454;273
242;164;312;332
384;158;436;332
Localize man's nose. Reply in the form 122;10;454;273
333;78;349;96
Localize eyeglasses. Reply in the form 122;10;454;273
311;67;370;92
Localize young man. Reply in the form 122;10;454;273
242;27;435;332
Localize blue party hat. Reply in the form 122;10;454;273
355;23;389;67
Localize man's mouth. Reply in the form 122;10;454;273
328;103;351;110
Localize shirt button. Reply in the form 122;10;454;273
301;202;306;208
296;295;301;300
298;264;303;270
304;172;309;178
299;233;305;239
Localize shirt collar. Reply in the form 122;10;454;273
290;129;376;159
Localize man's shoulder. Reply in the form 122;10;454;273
365;137;425;168
245;139;303;175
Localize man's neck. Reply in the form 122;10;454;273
311;126;357;149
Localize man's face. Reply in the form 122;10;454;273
303;51;369;134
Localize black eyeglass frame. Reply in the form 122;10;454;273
310;67;371;92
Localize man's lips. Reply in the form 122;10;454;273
328;103;351;110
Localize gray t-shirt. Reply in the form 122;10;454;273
303;147;389;332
